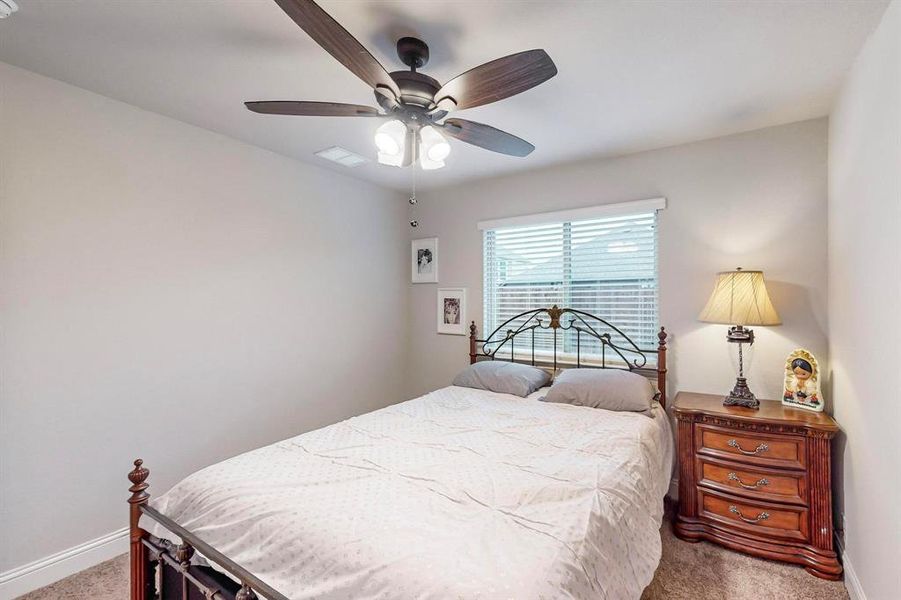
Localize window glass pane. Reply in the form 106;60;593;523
484;223;563;354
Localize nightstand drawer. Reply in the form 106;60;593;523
698;488;809;543
697;424;806;470
697;457;807;505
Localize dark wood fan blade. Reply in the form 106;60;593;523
245;101;381;117
441;118;535;157
434;49;557;111
273;0;400;100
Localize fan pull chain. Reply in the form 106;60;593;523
409;164;418;227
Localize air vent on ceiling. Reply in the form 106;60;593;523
314;146;369;168
0;0;19;19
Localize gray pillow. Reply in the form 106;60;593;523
453;361;551;398
541;368;656;413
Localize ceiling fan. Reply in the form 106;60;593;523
245;0;558;170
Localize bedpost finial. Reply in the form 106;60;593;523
470;321;476;336
128;458;150;504
658;326;667;347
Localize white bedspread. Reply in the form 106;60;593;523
151;385;673;600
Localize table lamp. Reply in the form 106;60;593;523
698;268;781;409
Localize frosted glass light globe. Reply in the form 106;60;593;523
374;120;406;162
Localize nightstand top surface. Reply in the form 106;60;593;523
673;391;838;432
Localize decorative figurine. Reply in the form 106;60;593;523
782;349;824;412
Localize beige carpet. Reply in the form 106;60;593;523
18;521;847;600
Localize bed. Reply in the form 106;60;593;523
126;306;671;600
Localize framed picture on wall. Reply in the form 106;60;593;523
411;237;438;283
437;288;466;335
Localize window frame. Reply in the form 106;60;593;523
480;199;664;364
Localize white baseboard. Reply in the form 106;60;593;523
842;550;866;600
0;528;128;600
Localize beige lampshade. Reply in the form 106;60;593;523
698;269;781;326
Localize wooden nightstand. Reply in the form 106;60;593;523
672;391;841;580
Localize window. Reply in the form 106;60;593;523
482;200;661;362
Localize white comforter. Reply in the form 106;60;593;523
151;385;673;600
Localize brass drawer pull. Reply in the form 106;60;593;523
729;505;770;523
727;472;770;490
727;439;769;455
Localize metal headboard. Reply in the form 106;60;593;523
468;305;668;407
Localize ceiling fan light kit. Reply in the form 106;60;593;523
247;0;558;171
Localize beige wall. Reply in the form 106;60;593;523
0;63;406;572
407;120;829;411
828;1;901;597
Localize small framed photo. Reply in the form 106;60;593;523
437;288;466;335
411;237;438;284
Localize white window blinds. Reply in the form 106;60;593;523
483;206;659;360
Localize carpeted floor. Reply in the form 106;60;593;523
18;520;848;600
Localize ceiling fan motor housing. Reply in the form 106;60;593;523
375;37;443;115
379;71;441;112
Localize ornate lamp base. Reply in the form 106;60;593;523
723;376;759;409
721;334;760;409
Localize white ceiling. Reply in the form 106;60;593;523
0;0;889;191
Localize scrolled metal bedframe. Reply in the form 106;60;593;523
127;305;667;600
470;305;668;407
